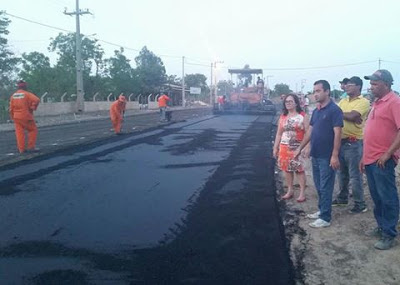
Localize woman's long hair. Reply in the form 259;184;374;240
282;93;303;115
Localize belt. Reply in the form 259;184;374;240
341;137;361;143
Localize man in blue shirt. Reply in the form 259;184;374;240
295;80;343;228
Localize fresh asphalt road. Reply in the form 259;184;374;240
0;108;211;165
0;113;294;284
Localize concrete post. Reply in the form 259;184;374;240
60;92;68;102
93;92;99;102
107;93;113;102
41;92;48;103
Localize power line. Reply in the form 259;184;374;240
4;12;182;59
3;12;384;71
260;61;377;71
5;12;72;33
185;62;210;68
382;60;400;65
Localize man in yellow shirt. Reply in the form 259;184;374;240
333;76;370;213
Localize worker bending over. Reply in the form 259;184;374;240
110;95;127;134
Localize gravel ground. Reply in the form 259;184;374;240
280;160;400;285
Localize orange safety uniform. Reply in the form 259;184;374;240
158;94;171;108
110;95;126;134
9;88;40;153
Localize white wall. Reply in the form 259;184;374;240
35;101;154;116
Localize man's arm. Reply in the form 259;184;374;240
376;131;400;168
29;93;40;111
303;114;311;157
294;125;312;158
343;99;370;124
342;111;361;123
330;126;342;170
9;98;14;120
377;100;400;168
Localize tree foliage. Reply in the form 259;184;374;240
272;83;292;97
48;33;104;75
104;48;138;96
1;27;207;103
135;46;166;94
185;74;207;90
331;89;343;100
0;11;20;98
217;80;234;96
166;75;181;85
20;52;54;96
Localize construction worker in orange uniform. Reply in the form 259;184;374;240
158;92;171;121
110;95;127;134
9;80;40;154
218;95;226;111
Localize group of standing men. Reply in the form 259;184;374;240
295;69;400;250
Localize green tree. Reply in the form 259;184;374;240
217;80;234;96
49;32;104;75
331;89;343;100
104;47;138;97
185;73;209;101
48;33;105;99
135;46;166;94
19;52;54;96
0;11;20;99
166;75;181;85
185;73;207;91
272;83;292;97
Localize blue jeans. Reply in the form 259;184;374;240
365;159;399;238
312;157;336;222
159;107;166;121
337;140;365;207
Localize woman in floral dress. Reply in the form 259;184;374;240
273;94;309;202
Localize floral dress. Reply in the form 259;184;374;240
278;112;306;172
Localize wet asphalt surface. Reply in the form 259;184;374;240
0;112;294;284
0;108;211;166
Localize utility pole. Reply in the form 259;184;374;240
211;61;224;104
182;56;185;107
378;58;382;69
300;79;306;94
64;0;91;112
210;62;214;105
265;75;273;98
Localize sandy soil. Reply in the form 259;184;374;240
280;161;400;285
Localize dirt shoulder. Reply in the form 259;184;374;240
280;160;400;285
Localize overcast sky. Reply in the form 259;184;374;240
3;0;400;92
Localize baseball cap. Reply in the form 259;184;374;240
339;78;350;84
347;76;363;89
364;69;393;85
17;80;27;89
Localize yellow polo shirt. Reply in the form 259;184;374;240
338;95;370;139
